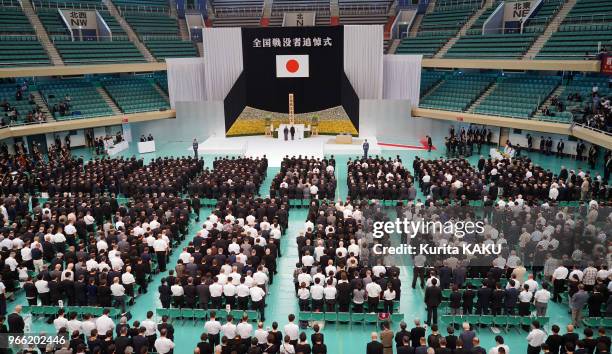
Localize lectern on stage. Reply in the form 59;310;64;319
275;93;309;140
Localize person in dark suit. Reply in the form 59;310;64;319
23;277;37;306
7;305;24;334
557;139;565;158
367;332;384;354
397;335;414;354
424;278;442;325
192;138;199;159
158;279;172;309
191;195;201;222
410;319;426;348
394;321;410;351
290;125;296;140
476;283;492;315
283;126;289;141
427;135;433;152
471;338;486;354
363;139;369;158
504;281;519;315
132;327;149;354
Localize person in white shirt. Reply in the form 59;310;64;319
253;266;269;289
365;281;382;311
121;266;136;300
204;311;222;347
221;316;237;340
309;278;325;312
533;283;551;316
249;284;266;321
170;279;184;308
518;285;533;316
209;277;223;309
141;311;158;345
284;314;299;346
526;321;546;353
551;264;568;302
253;321;268;345
323;279;337;312
67;312;82;334
297;281;310;310
301;251;315;267
53;309;69;331
153;234;168;272
4;252;18;271
154;328;175;354
35;276;50;305
488;335;510;354
382;283;396;313
523;274;539;293
95;309;115;334
223;277;237;308
110;277;126;312
236;314;253;343
81;314;96;337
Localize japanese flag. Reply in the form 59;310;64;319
276;55;309;78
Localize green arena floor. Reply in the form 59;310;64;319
10;139;606;353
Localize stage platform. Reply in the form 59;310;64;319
193;135;383;167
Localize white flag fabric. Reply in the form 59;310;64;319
276;55;309;78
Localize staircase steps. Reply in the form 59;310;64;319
434;0;494;58
467;82;498;113
96;87;122;115
104;0;156;62
523;0;577;59
21;0;63;65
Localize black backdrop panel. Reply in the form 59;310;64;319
341;72;359;131
241;26;344;113
224;71;247;132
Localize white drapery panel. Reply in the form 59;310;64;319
166;57;207;109
343;25;384;99
202;27;244;101
383;54;422;107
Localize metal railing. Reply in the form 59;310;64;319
573;122;612;137
0;119;51;129
271;3;330;15
557;13;612;25
117;5;171;15
32;0;106;10
140;34;188;41
0;0;21;6
338;3;390;15
213;6;263;18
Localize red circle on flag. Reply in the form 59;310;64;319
286;59;299;73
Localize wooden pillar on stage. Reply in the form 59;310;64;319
288;93;295;125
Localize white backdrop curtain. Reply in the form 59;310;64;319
202;27;244;101
166;57;207;109
343;25;384;99
383;54;422;107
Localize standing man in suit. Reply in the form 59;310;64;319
363;139;369;159
283;126;289;141
557;139;565;158
424;278;442;325
192;138;199;159
366;332;384;354
7;305;24;334
380;322;394;354
290;125;296;140
427;135;433;152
